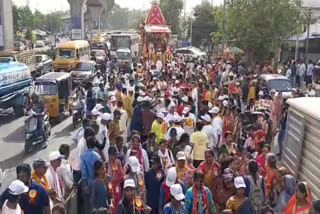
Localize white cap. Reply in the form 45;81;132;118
156;112;165;120
137;96;144;102
8;180;29;195
139;90;146;96
166;167;177;187
218;96;224;101
128;87;134;92
95;104;104;111
209;106;220;114
208;102;213;109
0;168;5;183
128;156;140;173
174;114;182;123
108;91;115;97
101;113;112;121
91;108;100;116
123;179;136;189
110;96;116;102
181;96;188;103
144;96;152;102
236;82;240;86
234;176;246;189
175;80;179;84
201;114;211;123
176;151;186;161
152;87;157;92
199;79;203;83
172;76;176;80
49;151;64;161
258;90;264;96
270;89;276;93
182;107;190;114
170;184;185;201
153;77;157;80
160;107;168;113
168;102;176;110
223;100;229;107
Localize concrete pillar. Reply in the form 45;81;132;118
87;6;104;33
67;0;87;40
0;0;14;50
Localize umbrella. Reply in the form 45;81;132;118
230;47;244;54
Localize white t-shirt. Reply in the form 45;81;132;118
1;200;22;214
202;124;216;148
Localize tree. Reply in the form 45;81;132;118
191;2;218;48
221;0;302;62
160;0;183;35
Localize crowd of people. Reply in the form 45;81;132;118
1;54;320;214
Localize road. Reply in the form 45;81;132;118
0;108;75;193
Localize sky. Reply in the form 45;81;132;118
12;0;320;14
12;0;224;13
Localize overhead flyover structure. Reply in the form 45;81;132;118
67;0;114;40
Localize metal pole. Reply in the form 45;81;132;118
295;34;299;61
190;12;193;46
305;9;311;63
222;0;226;53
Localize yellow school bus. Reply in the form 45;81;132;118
54;40;90;72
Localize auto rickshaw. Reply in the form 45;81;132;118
34;72;73;118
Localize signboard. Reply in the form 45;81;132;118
72;29;82;40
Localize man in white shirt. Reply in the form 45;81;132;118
46;151;64;201
116;101;128;142
209;107;223;148
201;114;216;149
96;113;112;162
166;114;184;141
297;60;306;88
57;144;74;194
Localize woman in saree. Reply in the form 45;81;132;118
222;106;234;142
198;149;221;194
247;76;257;102
274;175;296;213
107;146;124;214
265;153;278;199
283;182;313;214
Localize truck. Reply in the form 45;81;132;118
282;97;320;199
0;50;38;78
110;33;139;60
0;60;33;116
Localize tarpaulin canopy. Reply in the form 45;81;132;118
144;24;171;33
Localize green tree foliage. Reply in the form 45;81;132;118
12;5;67;33
104;4;146;30
222;0;302;61
191;2;218;48
160;0;184;35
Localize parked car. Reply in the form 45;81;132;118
257;74;293;98
34;54;53;76
35;40;45;48
90;49;107;65
70;60;96;86
175;46;206;59
14;41;26;51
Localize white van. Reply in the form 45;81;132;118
282;97;320;199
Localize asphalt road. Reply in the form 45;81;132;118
0;108;76;193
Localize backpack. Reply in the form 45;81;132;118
248;175;264;213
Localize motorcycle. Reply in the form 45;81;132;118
72;100;85;129
24;110;51;153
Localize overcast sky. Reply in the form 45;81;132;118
12;0;224;13
12;0;320;14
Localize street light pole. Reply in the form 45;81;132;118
190;11;193;46
222;0;226;52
